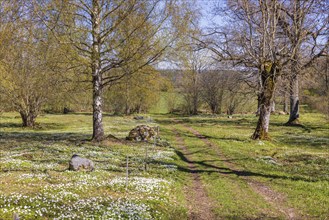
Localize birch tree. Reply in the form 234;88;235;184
38;0;192;141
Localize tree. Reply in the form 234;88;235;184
203;0;288;139
200;70;225;114
179;50;210;115
302;56;329;116
104;66;161;115
0;1;64;127
277;0;329;125
38;0;193;141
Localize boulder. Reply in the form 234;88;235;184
126;125;159;141
133;115;144;120
69;154;94;171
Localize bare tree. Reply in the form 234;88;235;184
200;69;248;115
277;0;329;125
202;0;288;139
179;49;210;115
200;70;226;114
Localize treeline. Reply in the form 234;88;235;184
160;69;255;115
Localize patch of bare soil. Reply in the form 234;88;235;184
173;129;216;220
185;125;300;220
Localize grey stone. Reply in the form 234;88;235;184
69;154;94;171
259;156;281;166
133;116;144;120
13;213;19;220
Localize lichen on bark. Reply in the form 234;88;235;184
252;61;280;140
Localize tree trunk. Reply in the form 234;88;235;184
283;89;289;113
252;62;278;140
286;74;300;125
252;100;271;140
256;93;261;115
218;89;224;114
125;105;131;115
20;112;36;127
211;104;219;114
91;1;104;141
210;96;219;114
325;56;329;117
227;103;235;115
210;102;217;114
92;75;104;141
192;94;198;115
124;78;130;115
271;100;275;113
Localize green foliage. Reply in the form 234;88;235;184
0;2;82;124
104;67;162;115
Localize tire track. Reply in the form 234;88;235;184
183;124;300;220
173;128;216;220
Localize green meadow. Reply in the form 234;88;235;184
0;112;328;219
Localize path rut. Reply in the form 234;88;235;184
173;128;216;220
184;124;300;220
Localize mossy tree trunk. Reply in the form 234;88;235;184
252;62;279;140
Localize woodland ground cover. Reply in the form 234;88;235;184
0;111;328;219
0;113;186;219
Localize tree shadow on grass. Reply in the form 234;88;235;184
156;117;256;127
0;123;25;128
174;150;321;183
177;132;249;142
275;134;329;149
0;131;91;143
70;112;116;117
0;122;67;130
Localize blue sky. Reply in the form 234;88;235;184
197;0;225;28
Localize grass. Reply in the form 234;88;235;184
0;112;186;219
0;111;328;219
171;126;280;219
156;113;328;218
